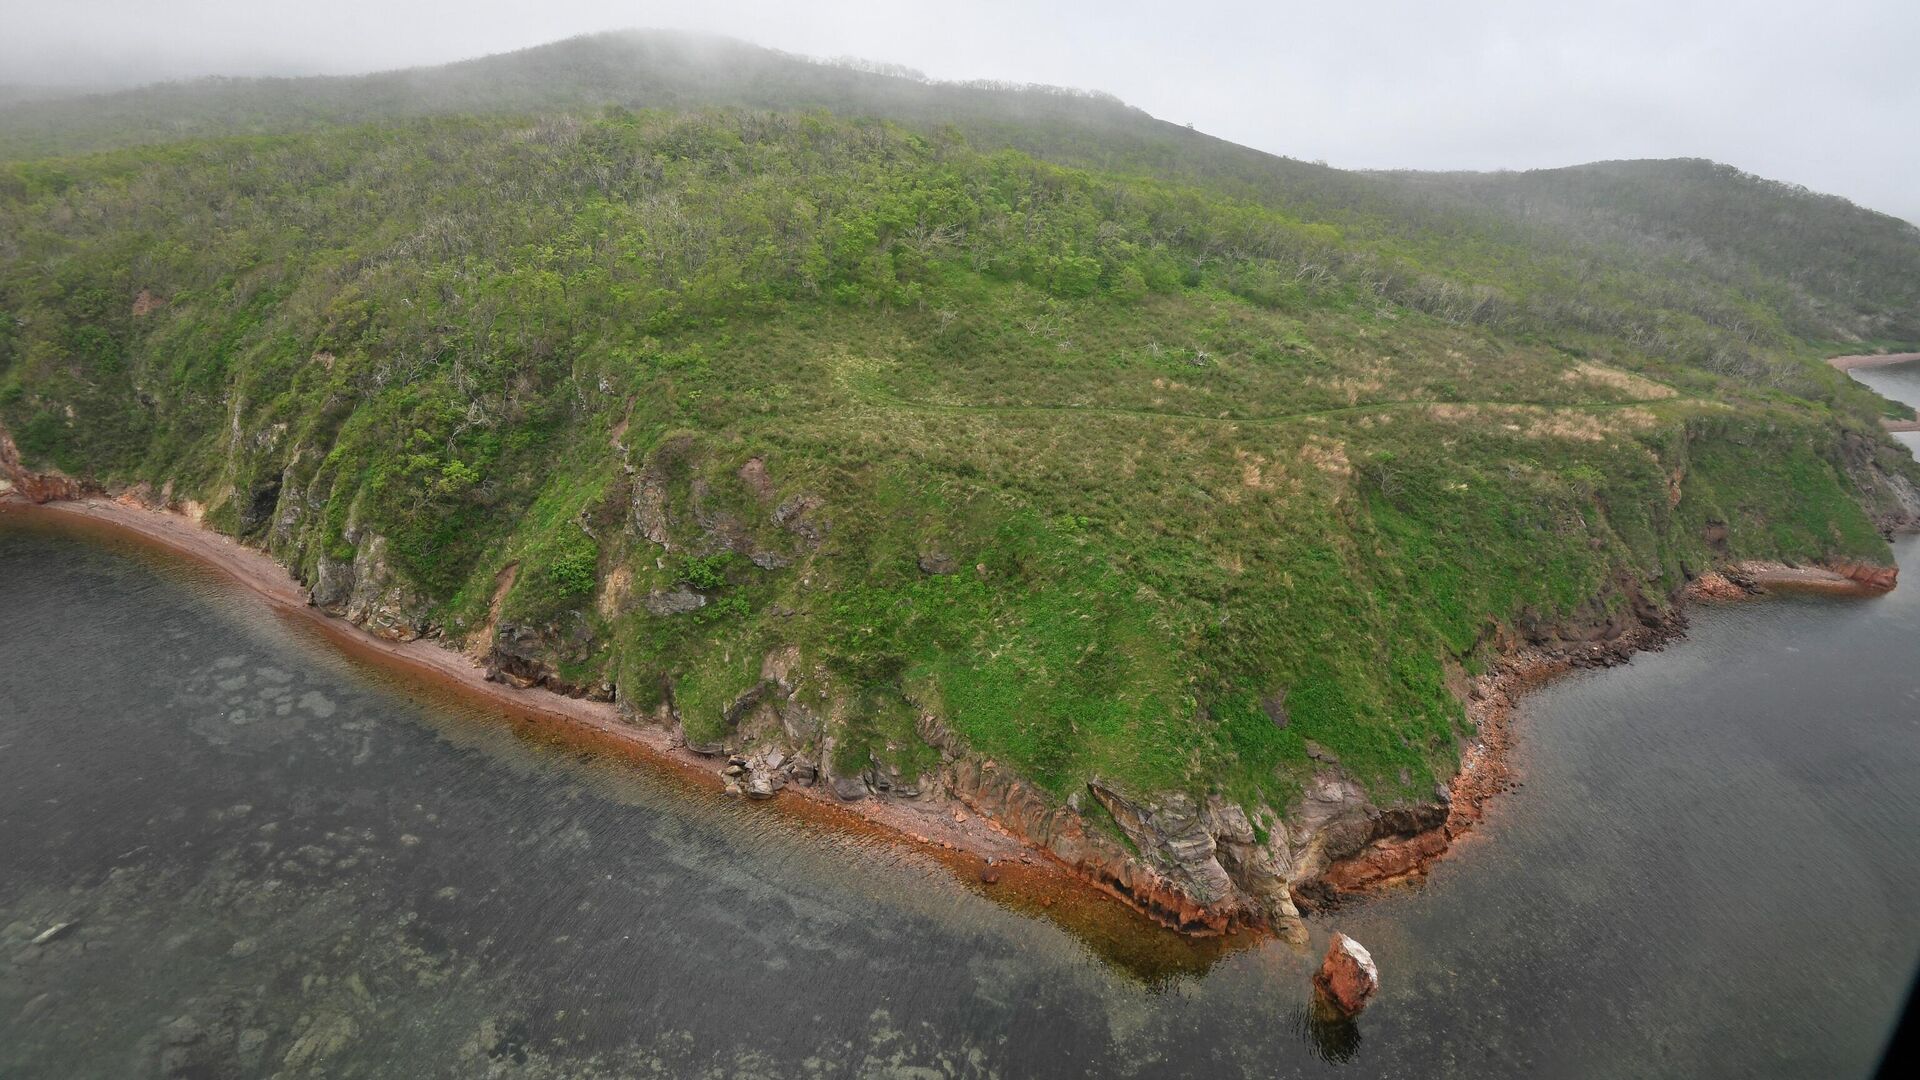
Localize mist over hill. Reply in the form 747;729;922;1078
0;31;1150;159
6;30;1915;346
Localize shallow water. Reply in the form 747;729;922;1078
2;392;1917;1078
1850;357;1920;416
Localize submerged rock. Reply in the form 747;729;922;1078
1312;932;1380;1017
30;921;76;946
282;1010;357;1069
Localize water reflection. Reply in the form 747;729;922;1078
1848;357;1920;416
1292;1000;1363;1065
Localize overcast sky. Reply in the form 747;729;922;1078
5;0;1916;223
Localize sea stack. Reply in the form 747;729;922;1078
1313;933;1380;1017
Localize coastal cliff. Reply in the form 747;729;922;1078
7;414;1913;935
6;70;1920;936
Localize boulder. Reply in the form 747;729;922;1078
1312;932;1379;1016
643;587;707;616
828;774;869;801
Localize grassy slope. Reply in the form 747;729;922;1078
2;48;1917;824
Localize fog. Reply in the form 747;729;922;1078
4;0;1915;224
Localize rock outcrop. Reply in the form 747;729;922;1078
642;586;707;616
1829;559;1899;592
308;531;429;641
0;427;95;503
917;713;1307;938
1313;933;1380;1016
483;622;615;701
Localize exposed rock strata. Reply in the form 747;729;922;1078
308;532;429;641
920;714;1306;938
1829;559;1900;592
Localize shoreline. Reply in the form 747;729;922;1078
0;492;1206;952
1306;559;1895;901
1301;385;1913;913
1827;352;1920;371
1;485;1902;939
1444;559;1895;814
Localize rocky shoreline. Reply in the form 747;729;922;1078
1293;598;1694;909
3;435;1908;942
3;484;1324;940
1290;556;1903;909
0;495;1078;898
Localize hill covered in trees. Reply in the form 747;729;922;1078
3;31;1917;932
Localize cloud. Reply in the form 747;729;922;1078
4;1;1915;223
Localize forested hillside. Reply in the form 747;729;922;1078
3;32;1917;931
1377;158;1920;348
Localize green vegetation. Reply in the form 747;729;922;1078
2;33;1916;824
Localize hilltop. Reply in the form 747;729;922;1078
0;30;1153;162
2;31;1917;934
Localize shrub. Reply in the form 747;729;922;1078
681;552;732;590
547;536;599;598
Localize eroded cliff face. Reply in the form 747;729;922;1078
4;411;1916;939
927;714;1306;938
1839;427;1920;537
309;532;433;642
0;428;95;503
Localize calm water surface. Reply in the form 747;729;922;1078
2;383;1917;1078
1850;357;1920;415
